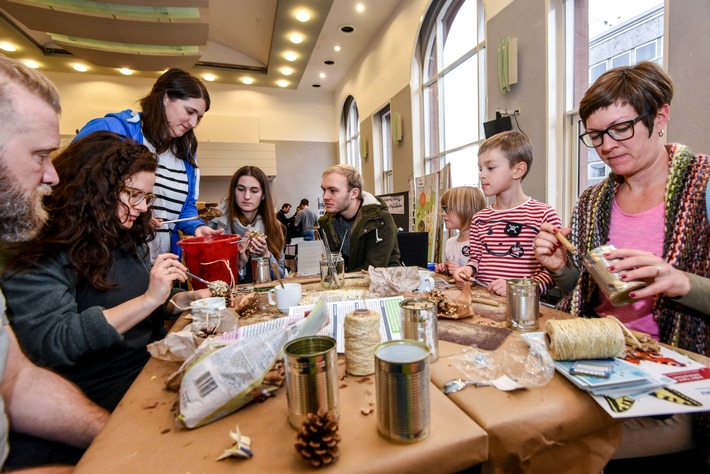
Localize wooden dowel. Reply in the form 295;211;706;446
555;232;578;255
471;297;500;307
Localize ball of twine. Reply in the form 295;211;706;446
545;318;625;361
344;309;381;376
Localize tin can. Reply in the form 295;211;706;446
583;244;646;306
506;279;540;331
284;336;339;430
375;340;430;443
251;256;271;284
400;298;438;362
320;252;345;289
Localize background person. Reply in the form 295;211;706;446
208;166;286;282
75;68;222;261
0;56;108;471
294;198;318;241
2;132;210;415
434;186;486;279
319;164;400;271
453;131;562;296
276;202;293;243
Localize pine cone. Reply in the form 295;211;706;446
294;408;341;467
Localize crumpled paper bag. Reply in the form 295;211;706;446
368;266;422;296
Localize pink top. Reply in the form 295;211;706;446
594;199;665;339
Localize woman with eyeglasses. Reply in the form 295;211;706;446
1;132;210;411
533;62;710;350
207;166;286;283
75;68;222;261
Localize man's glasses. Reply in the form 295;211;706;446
579;111;650;148
123;187;157;206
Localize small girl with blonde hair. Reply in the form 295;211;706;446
435;186;486;276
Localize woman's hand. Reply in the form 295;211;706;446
533;224;568;273
604;248;692;299
452;265;473;284
145;254;186;307
150;217;163;228
168;288;211;315
247;235;269;258
195;225;224;237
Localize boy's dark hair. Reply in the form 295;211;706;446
478;130;532;180
300;198;309;206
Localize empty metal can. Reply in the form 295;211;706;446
375;340;430;443
583;244;647;306
506;278;540;331
251;256;271;284
400;298;438;362
284;336;339;430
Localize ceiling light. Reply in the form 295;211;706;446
289;33;303;44
284;51;298;61
356;4;365;12
73;64;88;72
119;68;133;75
319;73;326;79
323;59;335;65
280;67;294;76
23;60;39;69
334;45;341;52
241;77;254;85
202;73;216;82
0;42;16;52
312;84;321;88
276;80;289;88
339;25;355;34
295;10;310;22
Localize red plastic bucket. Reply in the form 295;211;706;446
177;234;240;290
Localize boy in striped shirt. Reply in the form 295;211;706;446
453;130;561;296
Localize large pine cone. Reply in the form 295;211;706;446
294;408;341;467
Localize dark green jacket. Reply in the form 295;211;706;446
318;191;401;272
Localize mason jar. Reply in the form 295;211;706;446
320;252;345;289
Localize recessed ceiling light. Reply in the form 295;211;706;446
23;60;39;69
0;42;16;52
280;67;294;76
284;51;298;61
334;45;341;52
202;73;216;82
356;4;365;12
241;77;254;85
295;9;310;22
289;33;303;44
339;25;355;34
276;80;289;88
319;73;326;79
119;68;133;75
323;59;335;65
73;64;88;72
312;84;321;88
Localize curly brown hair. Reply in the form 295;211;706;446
227;166;285;260
4;131;159;290
139;68;210;167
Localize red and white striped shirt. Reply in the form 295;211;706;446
467;198;561;294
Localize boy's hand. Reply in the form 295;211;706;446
533;223;568;273
434;262;448;274
452;265;473;284
488;278;507;296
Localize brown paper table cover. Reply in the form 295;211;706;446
75;317;488;474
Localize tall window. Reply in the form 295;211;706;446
342;96;361;170
375;105;393;194
565;0;663;195
420;0;485;187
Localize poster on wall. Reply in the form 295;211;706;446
377;191;408;231
413;172;440;261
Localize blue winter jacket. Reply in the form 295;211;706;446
75;110;205;256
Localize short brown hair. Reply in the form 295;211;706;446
478;130;532;180
579;61;673;136
322;164;364;192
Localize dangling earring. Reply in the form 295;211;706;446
658;129;664;137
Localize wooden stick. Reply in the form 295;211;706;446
471;297;500;307
271;262;285;289
555;232;578;255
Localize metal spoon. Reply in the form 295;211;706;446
184;270;210;286
440;378;487;394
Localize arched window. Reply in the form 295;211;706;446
342;96;361;170
419;0;485;186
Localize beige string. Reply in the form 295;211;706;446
545;317;625;361
344;309;381;376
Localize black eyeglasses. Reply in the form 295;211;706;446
123;187;157;206
441;206;448;213
579;111;650;148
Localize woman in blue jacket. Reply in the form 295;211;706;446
75;68;222;260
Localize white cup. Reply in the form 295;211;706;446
268;283;302;314
416;270;435;292
190;297;226;315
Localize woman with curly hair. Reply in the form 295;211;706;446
208;166;287;282
1;131;210;411
75;68;223;261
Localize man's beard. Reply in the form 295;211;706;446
0;163;52;242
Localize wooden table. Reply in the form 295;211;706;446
75;278;488;474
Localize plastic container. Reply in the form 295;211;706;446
177;234;240;290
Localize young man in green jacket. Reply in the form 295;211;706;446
319;164;401;272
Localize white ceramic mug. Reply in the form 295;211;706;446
416;270;435;292
268;283;302;314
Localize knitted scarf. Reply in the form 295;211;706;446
558;144;710;355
